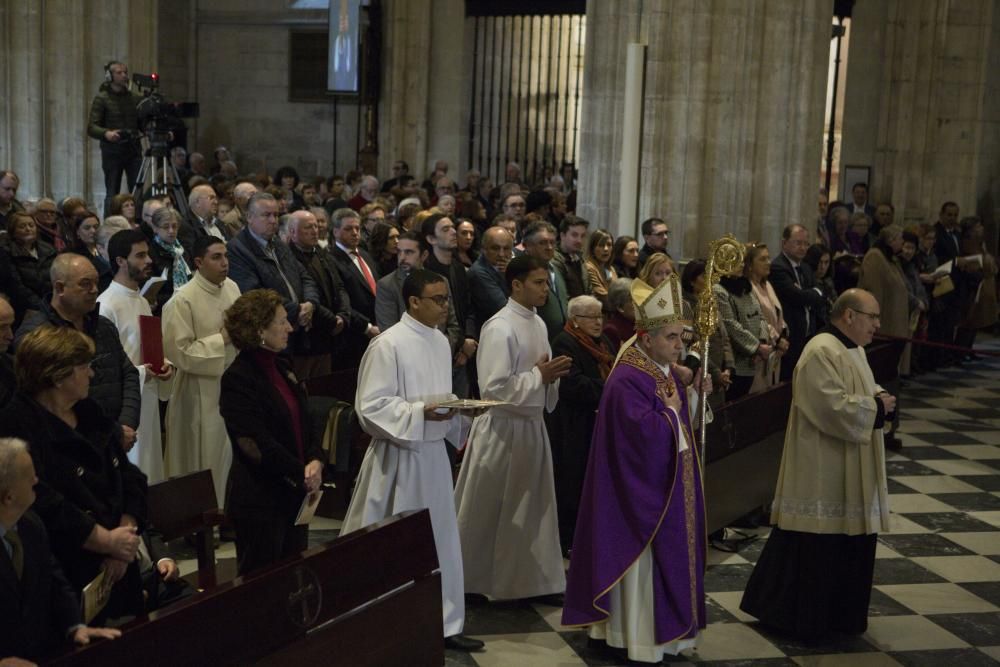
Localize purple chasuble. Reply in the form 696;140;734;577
562;345;707;644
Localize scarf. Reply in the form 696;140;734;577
34;218;66;252
564;320;614;380
153;236;192;288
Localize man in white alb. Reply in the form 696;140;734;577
97;229;174;483
162;235;241;505
454;254;571;600
341;268;484;653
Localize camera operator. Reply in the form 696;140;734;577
88;61;143;216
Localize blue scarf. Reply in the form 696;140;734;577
153;236;192;288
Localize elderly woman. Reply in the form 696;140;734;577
369;221;401;277
746;244;789;392
0;326;146;622
602;277;635;353
611;235;639;279
584;229;617;310
858;224;909;372
551;294;614;553
220;289;325;575
147;207;193;313
637;252;672;289
714;253;771;402
5;211;58;300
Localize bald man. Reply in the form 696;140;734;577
468;226;514;336
286;209;351;380
14;254;140;449
180;184;231;254
741;288;897;640
221;182;258;235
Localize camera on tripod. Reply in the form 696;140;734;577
131;72;199;158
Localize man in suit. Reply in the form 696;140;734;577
849;182;877;218
285;209;352;380
930;201;969;367
0;438;121;662
523;221;568;340
376;231;462;343
179;184;231;255
771;223;828;380
469;226;513;335
227;193;320;354
328;208;380;369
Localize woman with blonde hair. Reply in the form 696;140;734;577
637;252;673;289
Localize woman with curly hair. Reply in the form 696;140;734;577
219;289;325;576
369;221;401;277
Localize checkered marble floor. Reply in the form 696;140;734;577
445;336;1000;666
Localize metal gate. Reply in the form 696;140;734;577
466;5;586;186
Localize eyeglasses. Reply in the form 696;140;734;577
419;295;450;307
575;313;604;321
850;307;881;322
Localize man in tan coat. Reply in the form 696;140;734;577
740;289;896;640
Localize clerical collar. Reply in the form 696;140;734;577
821;324;859;349
507;298;535;317
634;343;672;376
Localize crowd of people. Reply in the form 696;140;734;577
0;136;998;663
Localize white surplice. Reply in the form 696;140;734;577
97;280;166;483
161;272;241;505
454;298;565;600
341;313;465;637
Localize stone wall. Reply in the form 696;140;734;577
840;0;1000;235
576;0;831;258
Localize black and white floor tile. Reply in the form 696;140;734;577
178;336;1000;666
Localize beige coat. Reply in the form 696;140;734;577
859;246;911;374
770;332;890;536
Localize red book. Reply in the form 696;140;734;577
139;315;165;372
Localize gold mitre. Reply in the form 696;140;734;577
631;273;687;330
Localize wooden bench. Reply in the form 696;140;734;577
50;510;444;667
146;469;224;590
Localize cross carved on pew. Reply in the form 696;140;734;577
287;565;322;628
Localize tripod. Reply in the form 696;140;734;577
132;147;189;219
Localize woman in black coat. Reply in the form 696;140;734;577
0;325;146;623
5;212;58;300
220;289;325;576
550;295;614;554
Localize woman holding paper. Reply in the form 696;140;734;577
219;289;325;576
0;326;146;623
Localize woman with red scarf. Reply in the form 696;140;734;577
550;294;614;556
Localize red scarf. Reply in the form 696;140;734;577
563;321;614;380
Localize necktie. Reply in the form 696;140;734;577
266;243;299;302
794;265;804;288
5;530;23;580
353;251;377;294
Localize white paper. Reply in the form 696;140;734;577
294;490;324;525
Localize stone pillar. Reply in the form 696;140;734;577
577;0;831;258
0;0;157;207
841;0;1000;234
379;0;466;180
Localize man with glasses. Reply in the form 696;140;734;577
343;269;485;654
14;254;141;451
522;221;568;340
638;217;670;270
771;223;828;380
742;288;896;640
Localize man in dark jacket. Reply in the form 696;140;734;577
286;210;352;380
13;254;141;449
771;224;828;380
468;226;513;336
227;193;320;348
87;61;144;215
0;439;122;662
0;297;15;408
328;208;381;369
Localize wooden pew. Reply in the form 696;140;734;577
704;342;902;533
50;510;444;667
146;469;224;589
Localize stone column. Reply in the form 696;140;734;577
840;0;1000;234
378;0;466;180
0;0;157;206
577;0;831;258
